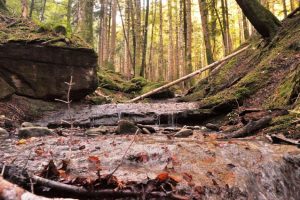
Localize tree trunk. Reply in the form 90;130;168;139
109;0;117;65
40;0;46;21
242;14;250;40
282;0;287;17
167;0;174;81
140;0;149;77
290;0;294;11
77;0;94;45
198;0;214;64
158;0;164;81
67;0;72;32
21;0;28;19
135;0;142;77
29;0;34;18
184;0;192;86
148;0;157;79
235;0;281;39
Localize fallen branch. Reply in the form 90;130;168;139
128;45;251;102
108;129;140;178
0;177;69;200
269;134;299;146
224;116;272;139
287;6;300;18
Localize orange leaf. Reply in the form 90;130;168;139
16;139;27;145
169;174;182;183
88;156;100;163
156;172;169;182
183;172;193;183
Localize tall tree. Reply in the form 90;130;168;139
235;0;281;39
77;0;94;45
140;0;150;77
198;0;214;64
109;0;117;65
134;0;142;77
242;14;250;40
282;0;287;17
29;0;35;18
40;0;47;21
21;0;28;18
66;0;72;32
184;0;193;79
158;0;164;81
167;0;174;81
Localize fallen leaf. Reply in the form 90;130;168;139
88;156;100;164
169;174;182;183
156;172;169;182
16;139;27;145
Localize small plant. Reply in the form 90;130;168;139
55;76;75;129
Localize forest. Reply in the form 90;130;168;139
0;0;300;199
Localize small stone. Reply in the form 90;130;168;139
116;120;139;134
18;127;54;138
0;128;9;135
174;129;193;138
142;128;151;134
21;122;35;128
137;124;156;133
86;127;108;136
205;123;220;131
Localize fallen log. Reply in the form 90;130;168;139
129;45;251;103
224;116;272;139
269;134;300;146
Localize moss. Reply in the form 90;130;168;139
140;82;165;94
266;114;298;135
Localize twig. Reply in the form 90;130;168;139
108;129;140;178
1;164;5;176
30;174;173;199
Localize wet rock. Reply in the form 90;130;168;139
85;127;108;136
0;128;8;135
18;127;54;138
205;123;220;131
0;43;98;100
21;122;35;128
141;128;151;134
174;129;193;138
137;124;156;133
116;120;139;134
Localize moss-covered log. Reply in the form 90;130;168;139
235;0;281;39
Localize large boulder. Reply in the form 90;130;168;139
0;43;98;100
0;15;98;101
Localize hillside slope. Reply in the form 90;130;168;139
181;13;300;138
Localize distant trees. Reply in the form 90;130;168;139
6;0;297;82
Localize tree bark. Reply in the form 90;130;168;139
77;0;94;45
158;0;164;81
235;0;281;39
109;0;117;65
198;0;214;64
282;0;288;17
167;0;174;81
242;14;250;40
29;0;34;18
21;0;28;19
66;0;72;32
140;0;150;77
40;0;46;21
